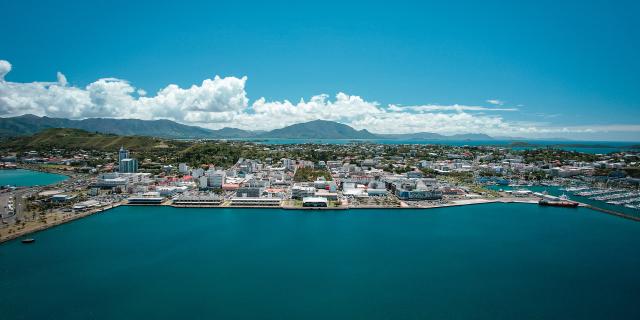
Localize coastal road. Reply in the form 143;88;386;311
12;189;32;222
0;192;14;224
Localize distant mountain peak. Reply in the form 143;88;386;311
259;120;378;139
0;115;503;141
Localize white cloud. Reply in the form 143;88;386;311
0;60;248;122
0;59;637;140
392;104;518;112
137;76;248;121
233;92;384;130
56;72;67;86
0;60;11;81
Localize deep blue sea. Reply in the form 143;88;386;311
232;138;639;154
0;169;68;187
1;204;639;319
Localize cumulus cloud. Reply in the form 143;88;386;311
0;60;11;81
0;60;248;122
391;104;518;112
232;93;384;130
0;59;637;140
56;72;67;86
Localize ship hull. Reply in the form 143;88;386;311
538;200;579;208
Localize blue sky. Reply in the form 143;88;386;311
0;0;639;140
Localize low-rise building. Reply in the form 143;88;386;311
172;193;222;207
127;192;164;205
292;185;315;199
302;197;328;207
230;197;281;207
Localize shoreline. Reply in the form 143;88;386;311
0;202;124;244
4;196;637;244
16;164;75;179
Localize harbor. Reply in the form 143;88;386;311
2;203;639;320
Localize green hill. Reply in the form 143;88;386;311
259;120;378;139
0;128;185;152
0;114;218;139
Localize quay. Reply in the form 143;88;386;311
3;196;638;244
584;204;640;222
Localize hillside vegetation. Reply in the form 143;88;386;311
0;128;186;152
0;114;218;139
259;120;378;139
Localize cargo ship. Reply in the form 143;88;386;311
538;194;579;208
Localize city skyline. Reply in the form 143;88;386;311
1;0;639;140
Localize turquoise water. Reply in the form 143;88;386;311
1;204;639;319
0;169;68;187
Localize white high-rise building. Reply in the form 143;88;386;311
118;146;129;163
119;158;138;173
118;146;137;173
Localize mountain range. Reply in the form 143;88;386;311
0;114;501;141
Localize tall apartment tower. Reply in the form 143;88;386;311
119;146;129;163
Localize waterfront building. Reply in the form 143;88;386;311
172;193;222;207
292;184;315;199
127;192;164;205
72;200;101;212
302;197;328;207
315;189;338;200
395;189;443;200
391;179;443;201
230;197;281;207
343;183;367;198
366;180;387;197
